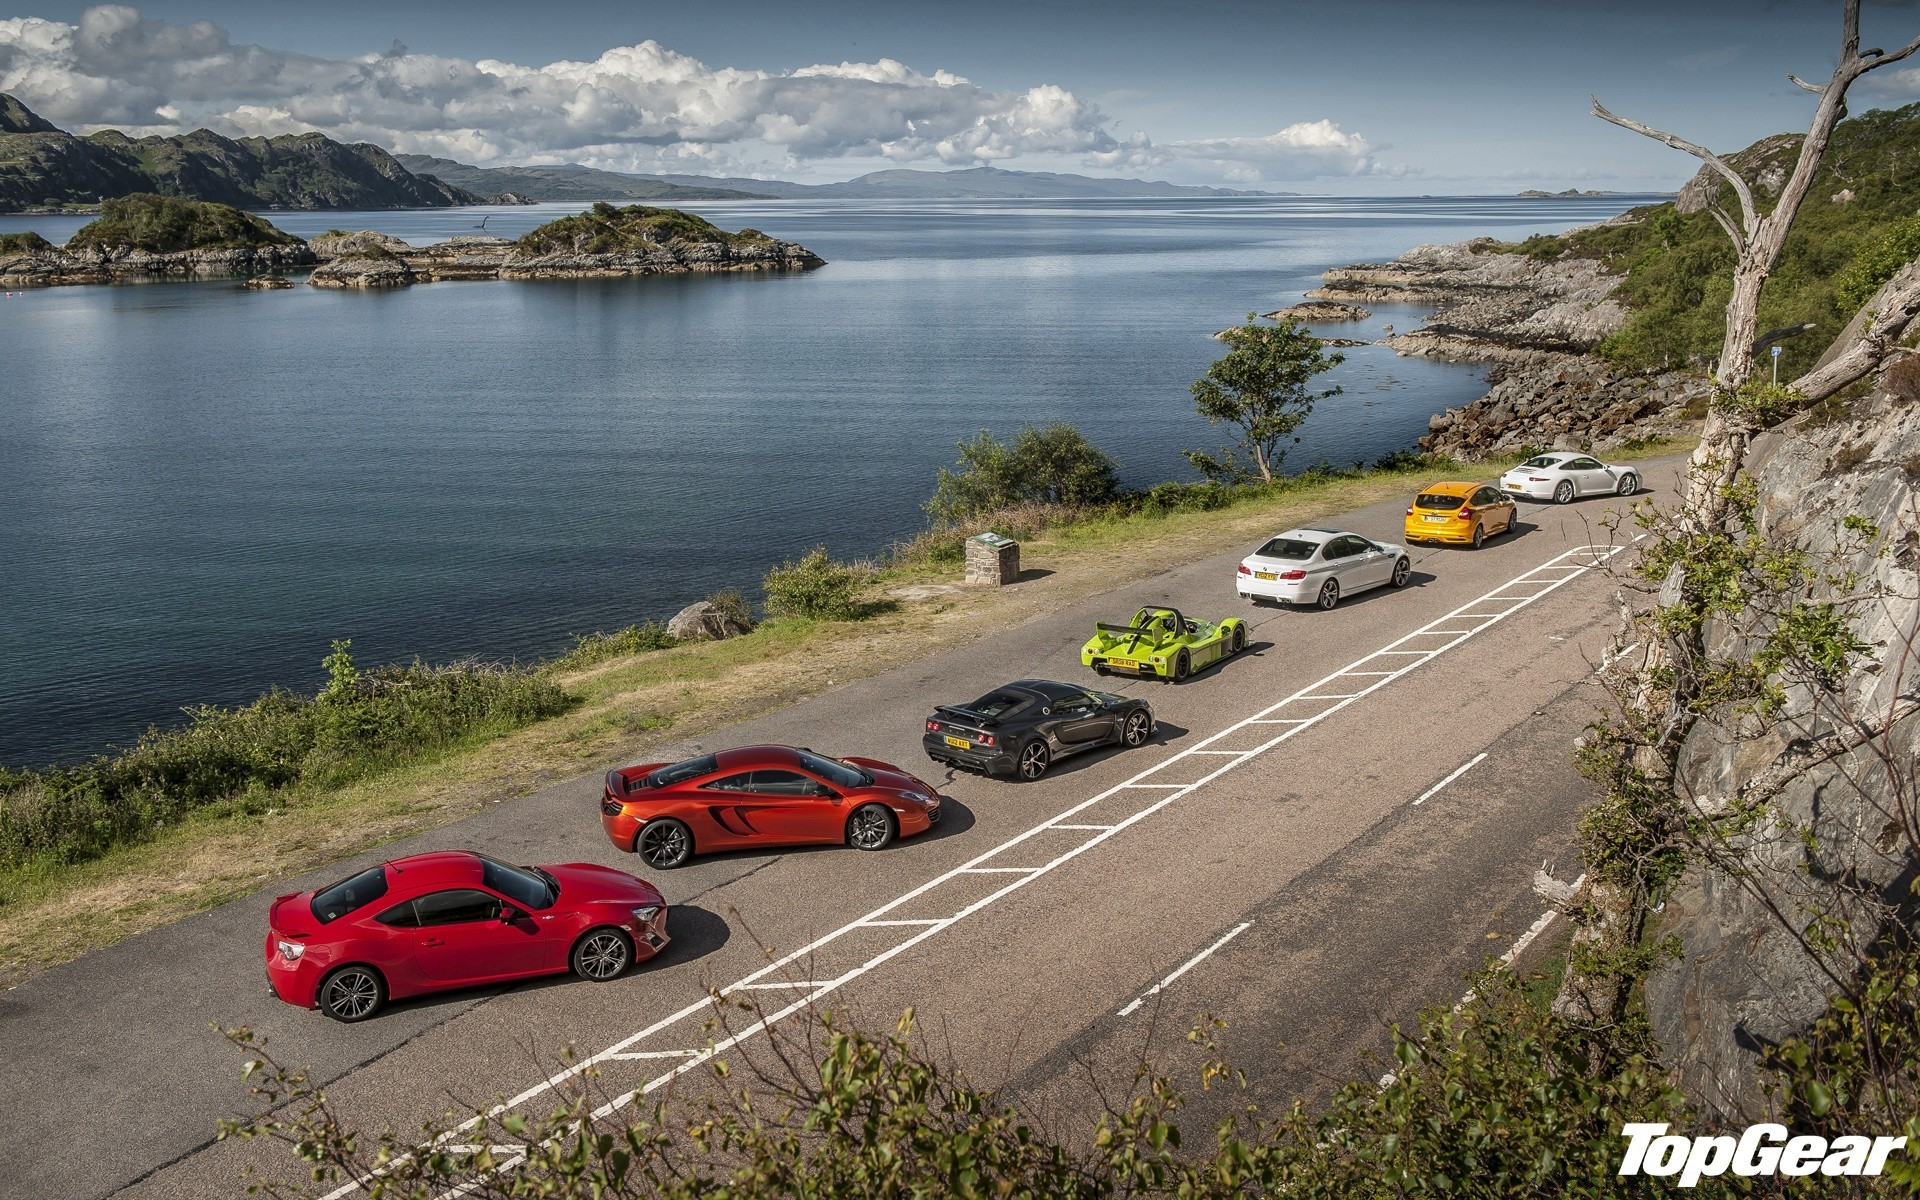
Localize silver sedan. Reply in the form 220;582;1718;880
1237;527;1412;610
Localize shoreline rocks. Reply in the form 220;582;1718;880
1262;299;1371;323
1305;232;1703;455
308;231;824;289
0;243;317;286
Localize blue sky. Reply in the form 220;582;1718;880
5;0;1920;190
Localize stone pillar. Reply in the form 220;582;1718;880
964;532;1020;586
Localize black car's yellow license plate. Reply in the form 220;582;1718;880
943;735;970;749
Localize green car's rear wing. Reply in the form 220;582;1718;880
1095;622;1161;638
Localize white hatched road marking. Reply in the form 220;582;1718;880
322;540;1631;1199
1117;921;1254;1016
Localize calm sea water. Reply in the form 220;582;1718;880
0;194;1649;765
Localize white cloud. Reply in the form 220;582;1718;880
0;6;1389;184
1168;120;1388;182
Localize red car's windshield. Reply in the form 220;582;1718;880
477;855;556;909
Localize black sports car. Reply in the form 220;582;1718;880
923;679;1154;781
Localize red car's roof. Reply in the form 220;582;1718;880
377;850;485;890
711;744;804;771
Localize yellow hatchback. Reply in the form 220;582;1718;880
1403;481;1518;549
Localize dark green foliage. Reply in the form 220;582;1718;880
0;230;52;253
1493;102;1920;374
1187;315;1342;483
925;423;1121;525
516;202;756;254
763;547;867;620
555;622;680;670
222;965;1706;1199
0;641;571;871
64;194;301;253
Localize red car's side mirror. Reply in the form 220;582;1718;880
499;906;524;923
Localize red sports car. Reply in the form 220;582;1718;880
265;850;669;1022
600;744;942;869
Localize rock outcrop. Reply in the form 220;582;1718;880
666;600;754;642
0;242;315;285
1306;232;1702;455
1421;358;1702;458
1262;300;1371;323
1643;379;1920;1118
308;231;823;288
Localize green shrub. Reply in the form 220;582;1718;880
0;231;53;254
64;194;302;254
516;202;753;254
926;422;1120;525
764;547;866;620
0;642;571;871
702;587;756;631
553;622;679;671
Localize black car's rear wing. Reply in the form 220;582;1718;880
934;705;995;727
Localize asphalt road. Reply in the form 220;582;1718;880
0;461;1674;1200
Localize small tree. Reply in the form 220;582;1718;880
925;422;1119;525
1185;315;1341;484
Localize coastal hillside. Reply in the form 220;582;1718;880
1497;101;1920;378
0;94;483;213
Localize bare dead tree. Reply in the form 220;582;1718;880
1594;0;1920;519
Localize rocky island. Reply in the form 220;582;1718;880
308;202;824;287
0;196;824;288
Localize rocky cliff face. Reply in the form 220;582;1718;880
0;242;314;285
307;232;824;288
1644;381;1920;1118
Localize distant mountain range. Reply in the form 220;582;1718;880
392;155;774;202
0;94;481;213
402;157;1281;202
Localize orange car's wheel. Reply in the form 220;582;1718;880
847;803;896;851
637;818;694;869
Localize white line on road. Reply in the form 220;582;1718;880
325;539;1634;1200
1412;752;1489;806
1117;922;1254;1016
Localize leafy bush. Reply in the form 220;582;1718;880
221;964;1702;1200
764;547;867;620
925;422;1120;525
0;641;571;871
0;231;52;254
702;588;756;631
64;194;302;254
554;622;680;671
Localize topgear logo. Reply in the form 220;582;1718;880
1619;1123;1908;1187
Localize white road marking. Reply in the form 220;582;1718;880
324;540;1633;1200
606;1050;701;1061
1116;922;1254;1016
1412;752;1489;806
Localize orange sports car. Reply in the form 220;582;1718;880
1403;481;1518;549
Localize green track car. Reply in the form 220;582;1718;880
1080;606;1248;682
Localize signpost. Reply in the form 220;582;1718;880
1771;343;1782;385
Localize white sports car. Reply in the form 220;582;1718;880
1237;527;1412;610
1499;453;1641;504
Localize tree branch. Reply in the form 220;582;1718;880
1788;74;1827;95
1706;203;1746;255
1694;694;1920;818
1591;95;1759;232
1792;257;1920;402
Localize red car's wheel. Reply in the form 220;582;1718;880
571;927;633;981
846;803;896;851
319;965;385;1023
637;818;694;869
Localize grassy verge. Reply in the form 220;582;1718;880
0;439;1694;989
